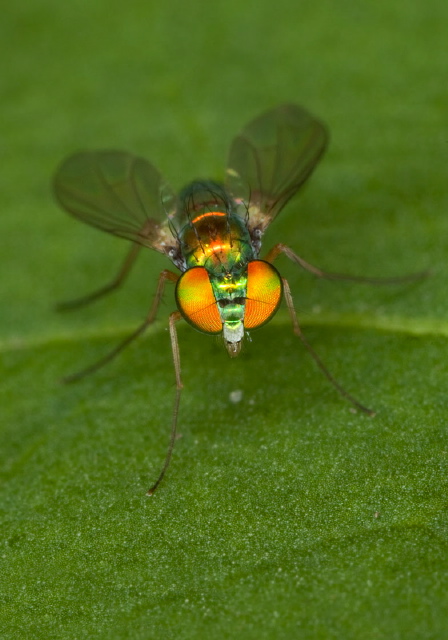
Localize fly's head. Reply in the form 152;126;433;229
175;260;282;358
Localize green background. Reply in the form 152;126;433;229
1;1;447;638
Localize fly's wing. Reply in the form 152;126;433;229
53;150;180;258
226;104;328;234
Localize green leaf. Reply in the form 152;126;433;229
1;1;447;638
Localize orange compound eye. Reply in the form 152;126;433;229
245;260;282;329
175;267;222;334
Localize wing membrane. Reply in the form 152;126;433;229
226;104;329;232
53;151;179;253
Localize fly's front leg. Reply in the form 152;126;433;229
265;243;428;284
57;242;143;311
282;276;375;416
63;269;179;383
147;310;183;496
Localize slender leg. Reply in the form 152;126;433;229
62;269;179;383
57;243;143;311
265;243;429;284
147;311;183;496
282;276;375;416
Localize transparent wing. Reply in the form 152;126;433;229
53;150;179;255
226;104;329;233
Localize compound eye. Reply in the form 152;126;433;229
175;267;222;334
244;260;282;329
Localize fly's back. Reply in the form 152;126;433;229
178;180;255;274
175;181;281;356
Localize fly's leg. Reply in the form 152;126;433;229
62;269;179;383
265;243;429;284
147;311;183;496
282;276;375;416
57;243;142;311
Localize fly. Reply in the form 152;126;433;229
54;104;426;494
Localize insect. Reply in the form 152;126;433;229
54;104;425;494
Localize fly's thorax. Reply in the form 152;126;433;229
181;212;255;274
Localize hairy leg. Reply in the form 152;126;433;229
62;269;179;382
282;276;375;416
147;311;183;496
57;243;142;311
265;243;428;284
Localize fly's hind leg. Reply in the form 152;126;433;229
62;269;179;383
57;243;142;311
264;243;429;284
282;276;375;416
